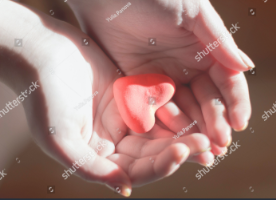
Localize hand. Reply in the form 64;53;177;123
0;1;212;197
68;0;253;156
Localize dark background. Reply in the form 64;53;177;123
0;0;275;198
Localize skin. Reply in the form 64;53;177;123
0;0;253;196
68;0;252;154
0;0;213;197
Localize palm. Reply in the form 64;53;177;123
0;4;209;191
69;0;232;153
15;21;117;168
3;0;252;195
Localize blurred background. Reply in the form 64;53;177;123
0;0;276;198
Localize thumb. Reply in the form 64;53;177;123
183;0;255;71
44;137;132;197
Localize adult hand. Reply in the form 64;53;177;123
0;1;212;197
68;0;253;157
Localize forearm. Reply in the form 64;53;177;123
0;1;86;94
0;1;48;89
0;1;108;100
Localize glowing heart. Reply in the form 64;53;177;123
113;74;175;133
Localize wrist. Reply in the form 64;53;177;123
0;1;43;53
0;1;44;85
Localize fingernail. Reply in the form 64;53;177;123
202;147;212;153
226;135;232;147
105;183;132;197
206;161;214;167
233;121;248;132
178;146;190;164
167;146;189;176
166;162;180;177
218;147;228;157
192;147;211;156
201;159;214;167
238;49;255;69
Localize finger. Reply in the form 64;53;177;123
129;123;174;139
183;0;254;71
187;151;215;166
210;143;227;156
155;100;199;137
209;62;251;131
127;124;217;167
172;85;207;135
102;99;128;144
190;73;231;147
116;133;211;158
48;136;132;197
109;143;190;187
133;123;225;159
155;117;171;132
173;85;229;155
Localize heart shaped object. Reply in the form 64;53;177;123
113;74;175;133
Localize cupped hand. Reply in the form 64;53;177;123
0;1;213;197
68;0;253;157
